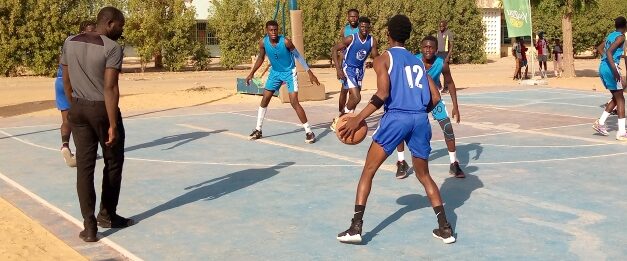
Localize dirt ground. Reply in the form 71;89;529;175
0;56;621;259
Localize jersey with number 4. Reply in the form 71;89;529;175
384;47;431;114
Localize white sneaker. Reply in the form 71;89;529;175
61;147;77;167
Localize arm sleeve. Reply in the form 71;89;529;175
291;48;310;71
106;43;124;71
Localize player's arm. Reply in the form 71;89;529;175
446;33;453;63
371;37;380;58
606;35;625;81
442;63;460;123
338;52;390;140
246;39;266;85
426;75;441;113
285;38;320;85
331;36;352;80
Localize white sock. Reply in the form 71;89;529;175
256;107;267;131
303;122;312;133
449;151;457;164
599;111;610;125
619;118;626;134
397;151;405;162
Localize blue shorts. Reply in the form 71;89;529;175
372;112;432;159
599;62;622;90
55;77;71;111
342;65;364;89
265;69;298;93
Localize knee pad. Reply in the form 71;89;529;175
438;117;455;141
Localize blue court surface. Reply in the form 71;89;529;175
1;87;626;260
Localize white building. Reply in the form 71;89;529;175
186;0;220;57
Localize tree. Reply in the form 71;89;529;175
161;0;197;71
530;0;595;78
211;0;263;69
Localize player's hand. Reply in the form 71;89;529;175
365;62;373;69
336;69;346;82
452;107;461;123
105;126;118;147
308;70;320;85
338;116;360;141
246;74;254;86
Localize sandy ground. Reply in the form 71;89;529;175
0;198;85;261
0;56;621;259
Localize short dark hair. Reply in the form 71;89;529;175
347;9;359;15
97;7;124;25
266;20;279;28
615;16;627;29
79;20;95;32
358;16;370;25
422;35;438;46
387;15;412;43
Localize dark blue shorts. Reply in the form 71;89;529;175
372;112;432;159
55;77;71;111
342;65;364;89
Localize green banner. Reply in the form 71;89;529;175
503;0;532;37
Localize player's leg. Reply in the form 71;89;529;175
286;70;315;143
612;89;626;140
395;142;409;179
249;71;280;140
338;113;406;243
595;65;619;136
345;69;362;112
430;100;464;178
411;156;455;243
513;58;521;80
60;110;76;167
406;113;455;243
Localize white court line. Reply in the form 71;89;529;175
0;171;143;261
125;157;361;167
463;103;595;120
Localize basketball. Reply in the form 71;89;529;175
335;113;368;145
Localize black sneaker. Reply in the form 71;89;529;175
97;213;135;228
305;132;316;144
79;218;98;242
337;218;363;243
249;129;262;140
449;162;465;178
611;109;618;115
432;224;456;244
396;160;409;179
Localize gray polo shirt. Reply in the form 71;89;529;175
60;33;123;101
437;29;453;53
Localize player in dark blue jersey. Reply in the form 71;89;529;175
330;16;379;131
395;35;465;179
336;15;456;244
246;21;321;144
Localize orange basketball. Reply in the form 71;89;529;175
335;113;368;145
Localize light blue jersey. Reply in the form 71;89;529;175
343;33;372;68
264;35;294;72
385;47;431;113
415;53;444;87
601;31;625;65
343;24;359;37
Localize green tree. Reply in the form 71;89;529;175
530;0;596;78
211;0;263;69
447;0;487;64
161;0;197;71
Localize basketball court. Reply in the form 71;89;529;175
1;87;626;260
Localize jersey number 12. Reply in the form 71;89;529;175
404;65;424;89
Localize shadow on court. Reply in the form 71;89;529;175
361;174;483;244
125;130;226;152
101;162;294;237
430;142;483;175
440;174;484;229
361;194;431;244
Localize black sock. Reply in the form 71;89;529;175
433;205;448;228
353;205;366;221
